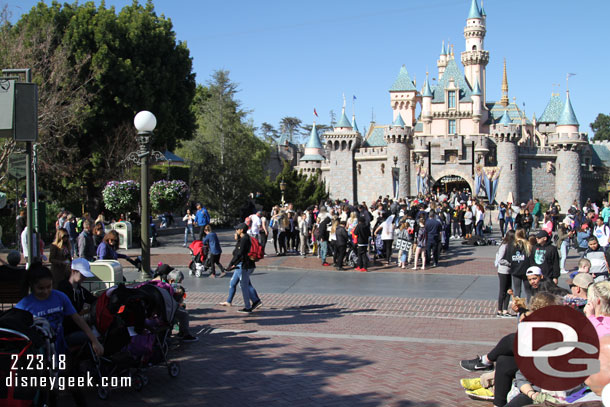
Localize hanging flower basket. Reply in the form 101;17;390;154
102;180;140;214
150;180;190;213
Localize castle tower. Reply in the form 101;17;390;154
437;41;448;79
299;121;325;178
384;115;412;199
471;77;482;133
548;91;586;210
461;0;489;104
492;110;521;204
421;74;433;134
500;59;509;107
325;104;362;202
389;66;420;126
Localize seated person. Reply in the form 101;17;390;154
97;230;139;267
57;258;97;335
0;250;27;301
166;270;198;343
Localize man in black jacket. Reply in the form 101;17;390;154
225;223;261;313
334;221;349;270
424;212;442;267
318;211;332;266
354;217;371;272
530;230;560;284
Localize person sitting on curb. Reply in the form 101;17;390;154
57;258;97;336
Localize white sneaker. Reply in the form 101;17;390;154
560;269;568;274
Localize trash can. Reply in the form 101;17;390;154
112;221;132;250
88;260;124;291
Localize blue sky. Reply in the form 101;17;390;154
7;0;609;142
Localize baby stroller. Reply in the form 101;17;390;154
345;241;358;268
188;240;209;277
0;308;58;407
86;282;180;400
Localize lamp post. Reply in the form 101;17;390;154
279;179;286;206
134;111;156;279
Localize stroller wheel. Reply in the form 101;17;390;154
97;387;109;400
168;362;180;378
133;375;144;392
195;269;202;278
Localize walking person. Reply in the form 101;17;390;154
49;228;72;288
510;228;532;301
556;222;573;274
64;214;79;257
505;203;514;232
334;221;349;270
317;208;332;266
424;211;441;267
182;209;195;247
532;198;542;229
220;223;261;313
77;220;96;261
277;211;288;256
259;211;269;254
495;230;515;317
412;217;427;270
498;202;507;238
270;206;280;254
375;213;395;265
298;212;309;257
475;203;485;237
353;217;371;272
203;225;225;278
195;203;210;240
464;206;473;239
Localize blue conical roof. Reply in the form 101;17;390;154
538;94;564;123
351;115;359;132
392;114;406;127
472;77;481;96
557;92;579;126
422;77;433;97
468;0;482;19
390;65;417;92
306;122;323;149
440;41;446;55
499;110;512;125
336;110;352;128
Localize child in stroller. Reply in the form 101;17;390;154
187;240;208;277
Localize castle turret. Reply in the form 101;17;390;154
389;66;420;126
422;74;433;134
492;110;521;204
299;121;325;177
437;41;448;79
471;77;482;131
384;115;412;199
548;91;586;210
324;103;362;202
500;59;509;107
461;0;489;104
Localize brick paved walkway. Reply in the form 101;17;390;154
78;292;515;407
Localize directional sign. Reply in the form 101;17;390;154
8;153;26;180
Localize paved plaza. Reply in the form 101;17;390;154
64;229;577;406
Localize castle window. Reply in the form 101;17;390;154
472;45;477;51
448;119;456;135
448;90;456;108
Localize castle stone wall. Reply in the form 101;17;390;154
496;141;519;204
356;159;390;203
328;150;357;202
518;158;555;204
386;143;409;198
555;148;582;210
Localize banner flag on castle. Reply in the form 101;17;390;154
475;166;483;196
482;167;501;203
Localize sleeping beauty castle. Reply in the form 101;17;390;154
271;0;609;210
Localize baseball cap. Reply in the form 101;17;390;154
535;230;549;239
581;224;589;231
234;222;248;232
520;203;526;207
567;272;594;289
71;258;94;277
526;266;542;276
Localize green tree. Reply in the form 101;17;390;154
259;122;278;144
279;116;301;144
258;162;328;210
0;1;196;210
591;113;610;141
177;70;269;222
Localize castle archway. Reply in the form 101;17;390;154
430;169;475;195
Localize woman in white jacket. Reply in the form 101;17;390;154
495;230;515;317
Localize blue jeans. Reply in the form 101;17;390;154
560;240;569;271
319;241;328;263
184;224;194;244
476;220;484;237
227;263;260;308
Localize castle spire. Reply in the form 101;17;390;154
441;40;446;55
557;91;579;126
500;58;509;107
468;0;482;19
422;72;433;97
